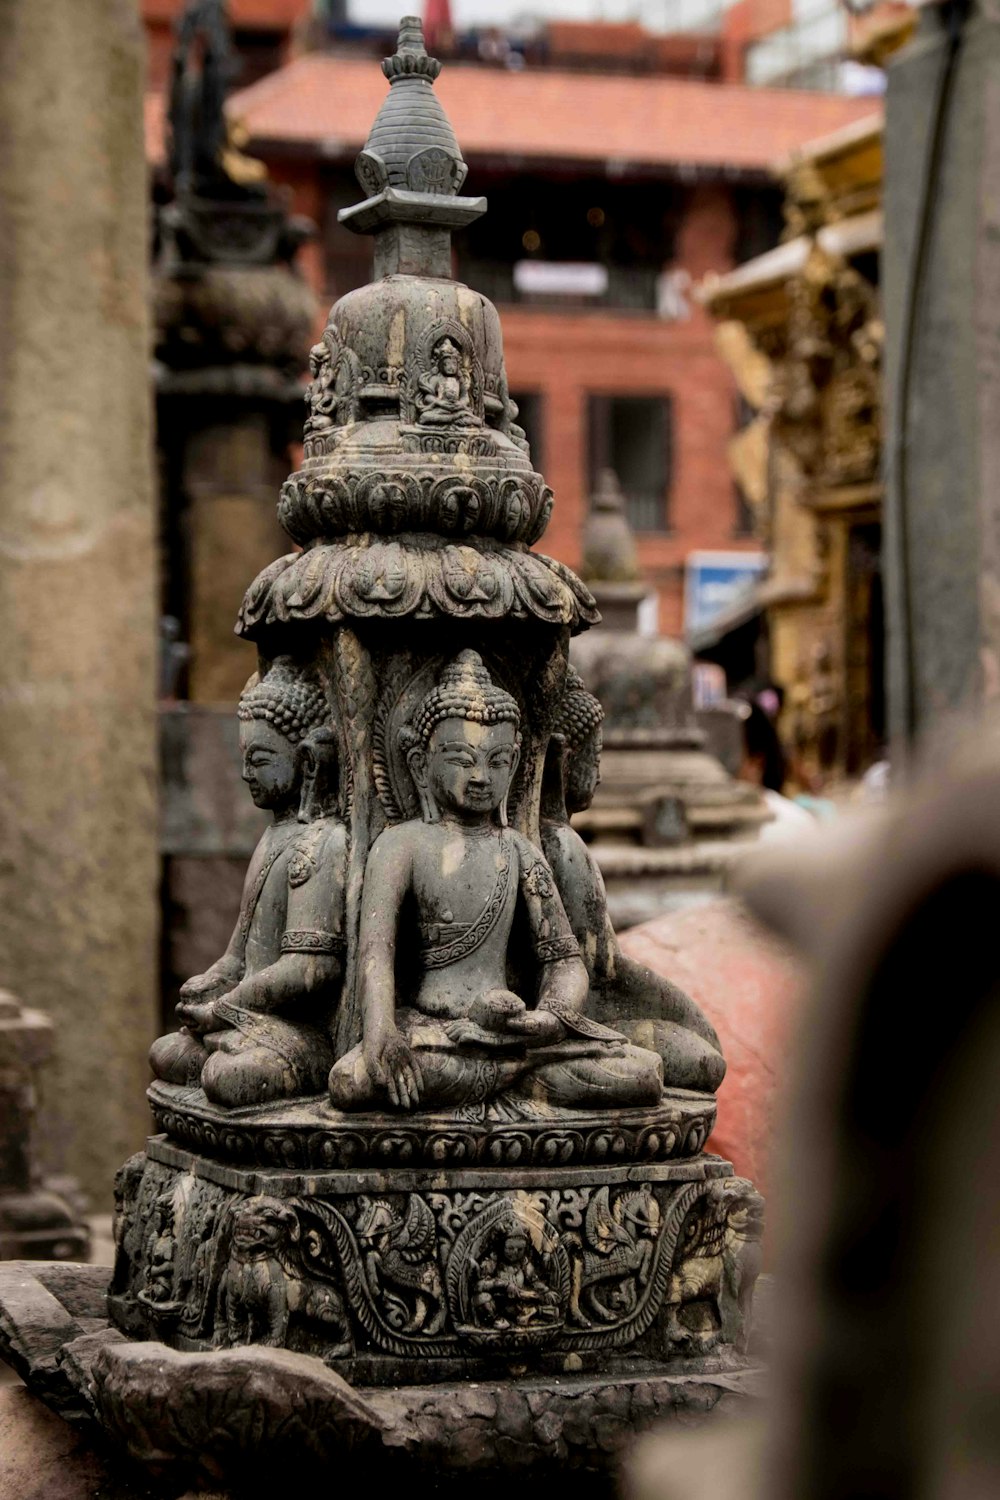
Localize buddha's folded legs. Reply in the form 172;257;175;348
508;1040;664;1111
618;1019;726;1093
201;1019;334;1108
328;1010;664;1114
148;1027;208;1087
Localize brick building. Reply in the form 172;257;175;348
144;4;876;632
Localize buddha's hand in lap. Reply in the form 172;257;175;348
459;992;567;1050
503;1009;567;1048
367;1028;423;1110
175;999;219;1037
444;1017;523;1051
179;969;233;1004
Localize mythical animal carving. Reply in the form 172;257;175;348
565;1186;661;1325
220;1197;351;1358
719;1180;765;1354
354;1193;446;1334
662;1180;763;1355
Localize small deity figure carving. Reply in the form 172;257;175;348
541;669;726;1093
415;336;481;428
149;659;346;1107
328;650;662;1115
304;332;357;438
471;1224;561;1330
140;1198;177;1307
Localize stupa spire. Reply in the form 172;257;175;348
339;15;485;278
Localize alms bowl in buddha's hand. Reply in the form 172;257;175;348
470;991;526;1032
443;991;528;1052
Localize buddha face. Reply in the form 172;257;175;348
435;339;462;378
502;1232;528;1265
565;728;602;814
419;717;519;822
239;717;300;811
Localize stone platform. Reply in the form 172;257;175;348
0;1259;765;1491
147;1079;716;1171
108;1092;762;1386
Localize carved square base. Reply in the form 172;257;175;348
109;1135;764;1386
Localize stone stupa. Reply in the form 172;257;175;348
0;23;765;1487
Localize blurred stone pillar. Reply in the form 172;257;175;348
0;0;158;1205
883;0;1000;750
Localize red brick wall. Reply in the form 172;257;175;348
501;183;760;636
277;164;761;640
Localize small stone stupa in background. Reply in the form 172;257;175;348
0;989;89;1262
0;23;765;1483
572;470;770;927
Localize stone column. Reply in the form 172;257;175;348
171;412;290;703
883;0;1000;749
0;0;158;1205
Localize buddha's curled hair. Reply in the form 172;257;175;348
551;665;604;748
402;650;520;752
238;657;328;745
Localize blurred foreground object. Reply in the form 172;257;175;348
0;990;89;1262
0;0;159;1206
572;471;771;928
627;740;1000;1497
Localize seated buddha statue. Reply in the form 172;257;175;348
414;337;482;429
328;650;662;1115
540;667;726;1093
149;660;346;1107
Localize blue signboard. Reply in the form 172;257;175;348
684;550;767;638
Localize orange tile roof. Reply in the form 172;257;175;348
143;0;309;25
212;53;880;175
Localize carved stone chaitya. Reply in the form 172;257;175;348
569;471;769;924
0;19;765;1476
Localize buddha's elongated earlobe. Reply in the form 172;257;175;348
406;747;439;824
499;737;522;828
297;744;318;824
297;728;338;823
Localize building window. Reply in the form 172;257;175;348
454;172;681;314
510;390;544;471
588;395;673;533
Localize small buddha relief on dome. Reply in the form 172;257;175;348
304;327;361;443
403;319;484;431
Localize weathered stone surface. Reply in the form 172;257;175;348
108;1143;762;1382
0;1260;766;1486
92;1341;387;1483
883;0;1000;747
